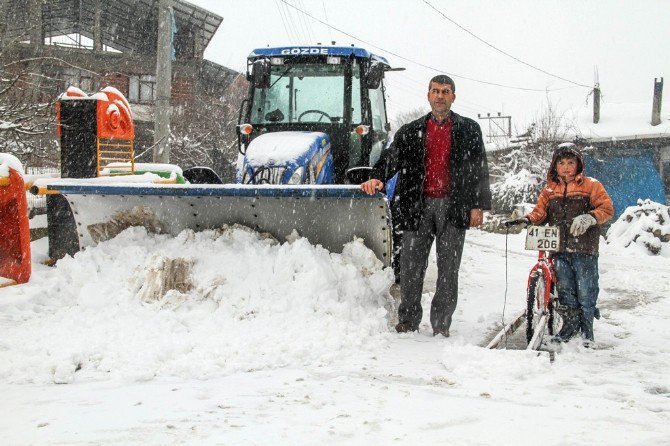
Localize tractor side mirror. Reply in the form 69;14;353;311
251;59;271;89
364;61;384;89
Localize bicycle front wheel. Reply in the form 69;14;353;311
526;270;546;344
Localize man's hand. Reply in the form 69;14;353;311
570;214;597;236
469;208;483;228
360;179;384;195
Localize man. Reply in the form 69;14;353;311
361;75;491;337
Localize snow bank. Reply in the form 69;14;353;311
0;226;393;384
606;199;670;257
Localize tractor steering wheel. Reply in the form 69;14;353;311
298;109;332;123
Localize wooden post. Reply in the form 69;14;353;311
593;86;600;124
651;77;663;126
153;0;172;163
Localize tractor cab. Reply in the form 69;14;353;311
238;46;399;184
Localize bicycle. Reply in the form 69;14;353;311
504;219;562;350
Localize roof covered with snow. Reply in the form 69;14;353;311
1;0;222;56
568;99;670;142
486;97;670;152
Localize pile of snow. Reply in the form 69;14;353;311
0;153;24;176
0;226;393;384
606;199;670;256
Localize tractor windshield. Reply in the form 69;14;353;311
250;63;361;125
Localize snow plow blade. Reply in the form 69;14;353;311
43;183;393;266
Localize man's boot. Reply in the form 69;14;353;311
554;305;581;342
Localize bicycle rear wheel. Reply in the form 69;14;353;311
526;270;546;344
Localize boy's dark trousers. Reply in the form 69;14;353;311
552;252;600;341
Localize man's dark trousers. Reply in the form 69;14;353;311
398;198;466;332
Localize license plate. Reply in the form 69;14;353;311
525;225;560;251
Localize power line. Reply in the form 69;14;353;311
284;0;308;43
277;0;581;92
274;0;295;44
277;0;302;44
421;0;591;88
296;0;316;43
389;71;491;111
320;0;333;43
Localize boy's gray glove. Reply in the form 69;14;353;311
570;214;597;236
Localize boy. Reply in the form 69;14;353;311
514;143;614;344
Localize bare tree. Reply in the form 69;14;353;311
0;56;60;167
391;107;428;133
489;99;577;213
169;74;248;181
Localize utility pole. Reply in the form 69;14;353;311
593;86;600;124
0;0;8;50
477;112;512;143
651;77;663;126
153;0;172;163
592;68;600;124
28;0;43;48
92;0;103;52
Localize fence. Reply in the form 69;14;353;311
24;166;59;217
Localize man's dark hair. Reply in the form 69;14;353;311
428;75;455;93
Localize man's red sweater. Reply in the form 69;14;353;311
423;116;452;198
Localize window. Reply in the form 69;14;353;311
128;75;156;103
368;82;387;131
251;63;352;124
60;68;93;92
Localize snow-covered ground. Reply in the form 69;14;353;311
1;225;669;445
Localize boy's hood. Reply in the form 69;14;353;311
548;142;585;184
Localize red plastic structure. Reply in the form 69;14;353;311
0;167;31;284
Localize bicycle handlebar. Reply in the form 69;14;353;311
503;218;529;227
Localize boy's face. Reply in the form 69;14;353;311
556;156;579;182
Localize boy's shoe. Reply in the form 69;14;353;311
395;322;416;333
540;338;562;352
548;335;564;344
433;329;449;338
555;305;581;341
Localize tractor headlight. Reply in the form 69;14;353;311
287;167;304;185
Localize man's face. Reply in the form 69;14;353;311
427;82;456;116
557;156;579;182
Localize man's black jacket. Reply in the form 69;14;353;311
372;111;492;231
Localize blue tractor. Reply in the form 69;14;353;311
237;46;399;186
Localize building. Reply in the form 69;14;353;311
0;0;244;176
487;83;670;217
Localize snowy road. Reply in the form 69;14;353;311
1;229;669;445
